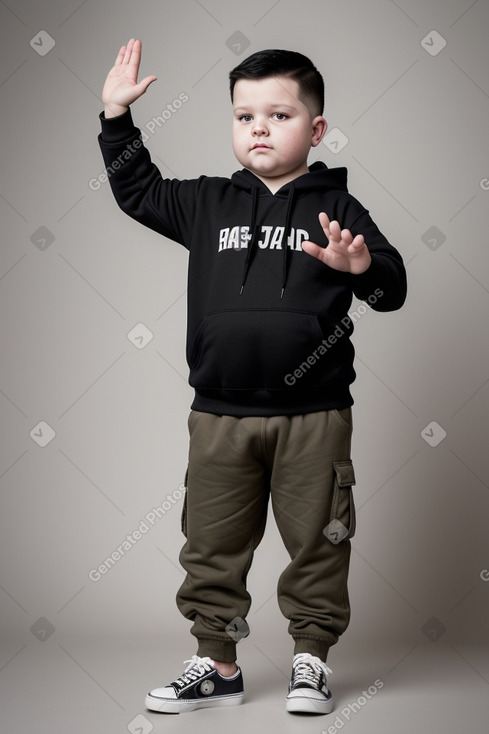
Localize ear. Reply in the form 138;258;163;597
311;115;328;147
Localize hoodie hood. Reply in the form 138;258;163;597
230;160;349;195
230;162;349;298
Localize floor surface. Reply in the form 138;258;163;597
1;631;487;733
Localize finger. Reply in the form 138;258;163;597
138;75;158;94
341;228;353;246
128;38;142;70
349;234;365;250
122;38;135;64
328;219;342;242
302;240;325;261
115;44;126;66
318;211;331;236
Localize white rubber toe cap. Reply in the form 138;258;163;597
147;685;177;699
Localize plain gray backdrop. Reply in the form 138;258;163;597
1;0;488;732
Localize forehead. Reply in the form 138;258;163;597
232;76;303;108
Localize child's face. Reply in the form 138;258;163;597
232;76;326;187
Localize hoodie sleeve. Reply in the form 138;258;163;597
344;204;407;312
97;108;203;248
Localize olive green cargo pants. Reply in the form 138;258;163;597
176;408;356;663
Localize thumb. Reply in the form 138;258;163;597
137;75;157;95
301;240;324;260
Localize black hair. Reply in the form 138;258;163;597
229;49;324;117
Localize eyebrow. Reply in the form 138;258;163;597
233;103;298;113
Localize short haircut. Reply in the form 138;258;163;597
229;49;324;117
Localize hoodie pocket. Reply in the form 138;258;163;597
188;308;330;391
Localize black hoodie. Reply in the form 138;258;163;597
97;108;407;417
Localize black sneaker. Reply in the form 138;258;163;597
145;655;244;713
285;653;333;714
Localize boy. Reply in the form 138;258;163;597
98;38;406;715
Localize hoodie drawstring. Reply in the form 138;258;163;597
281;183;295;299
239;185;259;296
239;183;296;299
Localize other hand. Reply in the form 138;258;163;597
302;212;371;274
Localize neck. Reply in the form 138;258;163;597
249;163;310;194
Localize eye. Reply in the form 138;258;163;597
273;113;288;121
239;114;253;122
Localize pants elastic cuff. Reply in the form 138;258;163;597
197;637;237;663
293;638;332;662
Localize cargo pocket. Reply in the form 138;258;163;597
180;467;188;538
326;460;356;544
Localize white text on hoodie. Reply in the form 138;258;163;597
218;226;309;252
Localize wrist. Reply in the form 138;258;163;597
104;103;129;119
356;251;372;274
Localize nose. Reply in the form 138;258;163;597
252;116;268;135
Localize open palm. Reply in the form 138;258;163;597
302;212;371;274
102;38;157;115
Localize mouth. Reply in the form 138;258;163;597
251;143;271;150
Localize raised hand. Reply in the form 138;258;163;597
302;212;371;274
102;38;157;118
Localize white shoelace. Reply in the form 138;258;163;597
292;653;332;688
172;655;214;689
